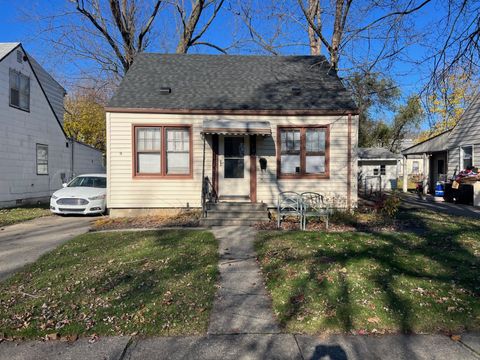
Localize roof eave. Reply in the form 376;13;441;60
104;107;360;116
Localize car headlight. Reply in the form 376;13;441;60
88;194;106;200
51;195;58;200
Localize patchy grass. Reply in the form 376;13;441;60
93;210;201;230
0;204;51;227
255;210;480;335
0;230;218;339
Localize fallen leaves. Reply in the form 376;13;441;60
367;316;381;324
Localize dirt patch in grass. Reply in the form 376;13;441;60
255;210;480;335
0;229;218;340
0;205;51;228
93;210;201;231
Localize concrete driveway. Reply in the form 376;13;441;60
0;215;93;281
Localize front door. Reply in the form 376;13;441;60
218;136;250;200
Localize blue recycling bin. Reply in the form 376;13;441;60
434;182;444;197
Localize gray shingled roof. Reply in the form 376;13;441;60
358;147;401;160
108;54;358;111
402;130;452;155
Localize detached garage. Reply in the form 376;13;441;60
358;148;400;194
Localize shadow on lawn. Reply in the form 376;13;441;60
261;210;480;334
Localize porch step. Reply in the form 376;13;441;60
206;210;268;220
206;202;267;211
201;218;268;227
201;202;269;227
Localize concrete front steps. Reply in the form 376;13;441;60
200;202;269;227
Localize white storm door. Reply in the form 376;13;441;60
219;136;250;198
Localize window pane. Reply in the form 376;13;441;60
306;129;325;152
137;153;161;173
225;159;244;178
167;152;189;174
10;89;19;107
306;155;325;174
281;154;300;174
280;130;300;152
20;94;29;110
37;148;48;160
167;129;189;152
137;128;161;151
380;165;386;175
224;137;244;157
37;164;48;175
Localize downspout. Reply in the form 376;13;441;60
70;138;74;180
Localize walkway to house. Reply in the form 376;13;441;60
401;191;480;219
208;226;279;335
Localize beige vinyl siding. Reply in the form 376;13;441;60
255;115;357;208
107;113;212;208
106;113;358;209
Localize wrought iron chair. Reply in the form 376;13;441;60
300;192;330;230
277;191;302;229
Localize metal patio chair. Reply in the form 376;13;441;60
300;192;330;230
277;191;302;229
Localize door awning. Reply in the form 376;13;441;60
202;120;271;136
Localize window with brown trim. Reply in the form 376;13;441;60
133;125;192;177
277;126;328;178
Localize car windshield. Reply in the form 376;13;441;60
68;176;106;188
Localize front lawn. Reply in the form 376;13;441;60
255;210;480;335
0;204;51;227
0;230;218;339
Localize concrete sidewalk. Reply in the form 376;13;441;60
1;333;478;359
208;226;279;335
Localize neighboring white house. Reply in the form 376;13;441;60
402;92;480;194
0;42;104;208
105;54;359;217
358;147;400;193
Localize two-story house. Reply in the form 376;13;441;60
0;42;104;207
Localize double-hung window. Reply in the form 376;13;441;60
134;125;191;177
36;144;48;175
461;146;473;169
278;126;328;178
9;69;30;111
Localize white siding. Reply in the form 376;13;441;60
0;47;103;207
72;141;105;175
107;112;358;209
358;160;398;191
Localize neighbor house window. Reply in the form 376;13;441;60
461;146;473;169
380;164;386;175
36;144;48;175
134;125;191;177
373;168;379;175
278;126;328;178
412;161;419;174
9;68;30;111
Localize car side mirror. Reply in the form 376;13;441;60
62;183;68;188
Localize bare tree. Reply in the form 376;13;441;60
306;0;321;55
73;0;163;75
297;0;433;70
175;0;225;54
33;0;225;80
